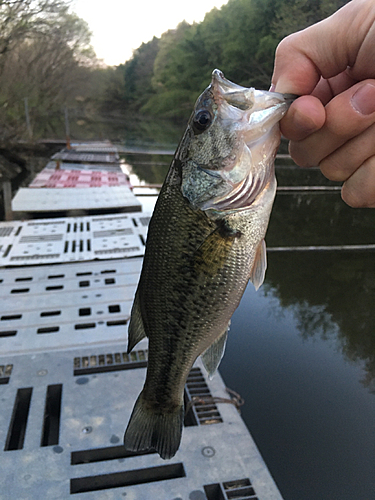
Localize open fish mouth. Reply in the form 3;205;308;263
182;69;293;214
211;69;297;110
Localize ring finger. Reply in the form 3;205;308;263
319;121;375;181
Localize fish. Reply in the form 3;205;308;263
124;69;293;460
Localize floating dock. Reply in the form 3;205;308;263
0;141;284;499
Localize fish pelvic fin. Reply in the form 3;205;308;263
249;239;267;291
127;292;147;353
124;391;184;460
201;324;229;379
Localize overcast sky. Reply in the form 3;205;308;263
71;0;229;66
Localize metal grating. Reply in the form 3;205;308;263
12;186;141;217
185;367;223;425
73;349;148;375
204;477;259;500
73;352;222;429
0;364;13;384
0;213;150;265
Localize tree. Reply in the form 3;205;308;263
0;0;97;141
123;37;160;110
271;0;349;38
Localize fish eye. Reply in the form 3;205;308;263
192;110;212;134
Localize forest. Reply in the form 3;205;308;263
0;0;349;143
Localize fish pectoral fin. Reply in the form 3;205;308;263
201;324;229;379
249;239;267;291
194;223;240;276
127;292;147;353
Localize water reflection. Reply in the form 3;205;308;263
265;251;375;391
269;191;375;246
220;277;375;500
123;153;170;185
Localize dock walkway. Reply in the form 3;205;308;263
0;141;284;500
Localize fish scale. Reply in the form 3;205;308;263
124;69;293;459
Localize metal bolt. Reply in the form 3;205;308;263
37;369;48;376
201;446;215;457
82;426;92;434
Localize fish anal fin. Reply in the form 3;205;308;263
127;293;147;353
124;391;184;460
201;324;229;379
249;239;267;291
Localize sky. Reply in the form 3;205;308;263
71;0;229;66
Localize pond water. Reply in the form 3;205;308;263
124;151;375;500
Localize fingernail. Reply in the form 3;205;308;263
351;83;375;115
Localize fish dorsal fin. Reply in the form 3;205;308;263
249;239;267;291
127;292;147;353
201;324;229;379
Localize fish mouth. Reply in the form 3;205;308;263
197;70;291;213
211;69;296;113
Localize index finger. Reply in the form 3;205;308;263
279;95;325;141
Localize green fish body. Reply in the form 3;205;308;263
124;70;292;459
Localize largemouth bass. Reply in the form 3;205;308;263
124;69;293;459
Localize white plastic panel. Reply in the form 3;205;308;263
0;258;142;354
46;161;123;172
51;152;119;163
0;213;151;265
12;186;142;216
0;348;284;500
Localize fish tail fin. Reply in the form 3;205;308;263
124;391;184;460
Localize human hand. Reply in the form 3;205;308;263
271;0;375;207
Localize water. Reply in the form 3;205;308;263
124;152;375;500
220;253;375;500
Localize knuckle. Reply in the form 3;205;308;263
276;33;299;54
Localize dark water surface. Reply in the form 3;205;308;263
220;252;375;500
126;153;375;500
